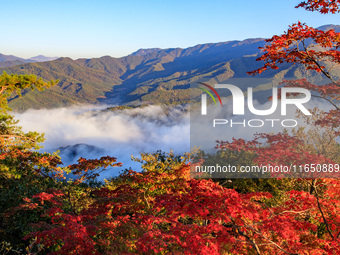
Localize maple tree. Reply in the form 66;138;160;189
212;0;340;253
239;1;340;171
296;0;340;14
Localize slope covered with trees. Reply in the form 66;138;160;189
3;26;340;110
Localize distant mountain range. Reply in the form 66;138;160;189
0;53;58;69
28;55;59;62
1;24;340;111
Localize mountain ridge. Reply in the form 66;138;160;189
2;24;340;110
0;53;59;69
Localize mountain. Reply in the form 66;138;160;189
2;25;340;111
29;55;59;62
0;53;29;68
0;53;59;69
318;24;340;32
2;39;268;110
0;53;26;63
131;48;162;56
0;60;27;68
3;57;122;110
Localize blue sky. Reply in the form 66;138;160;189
1;0;339;59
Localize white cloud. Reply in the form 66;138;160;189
14;105;190;179
13;97;333;180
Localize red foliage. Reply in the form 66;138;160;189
296;0;340;14
68;156;123;183
19;164;340;254
217;132;338;178
13;1;340;254
279;79;340;132
248;22;340;76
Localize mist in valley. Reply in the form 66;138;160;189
12;97;330;180
14;105;190;179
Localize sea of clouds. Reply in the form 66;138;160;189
14;105;190;179
12;97;331;180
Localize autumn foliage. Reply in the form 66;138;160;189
1;1;340;254
15;159;340;255
248;22;340;79
296;0;340;14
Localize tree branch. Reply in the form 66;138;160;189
314;184;334;239
0;86;7;95
302;41;340;86
243;221;301;255
229;217;262;255
311;95;340;110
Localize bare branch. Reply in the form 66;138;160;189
314;184;334;239
301;41;340;86
243;221;301;255
0;86;7;95
229;217;262;255
311;95;340;111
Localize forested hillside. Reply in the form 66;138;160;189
3;24;340;110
